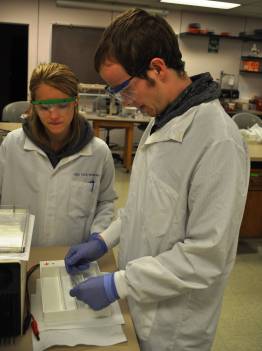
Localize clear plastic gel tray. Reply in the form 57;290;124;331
40;260;111;324
0;207;30;253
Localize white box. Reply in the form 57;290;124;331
40;260;111;324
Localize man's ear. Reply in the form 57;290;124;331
149;57;168;79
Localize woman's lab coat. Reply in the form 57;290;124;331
0;128;117;246
105;100;250;351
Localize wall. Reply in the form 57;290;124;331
176;11;262;99
37;0;114;65
1;0;262;97
1;0;262;145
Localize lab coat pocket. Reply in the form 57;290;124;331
68;180;95;218
144;174;179;237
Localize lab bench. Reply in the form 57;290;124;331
82;113;150;172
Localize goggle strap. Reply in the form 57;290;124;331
31;97;76;105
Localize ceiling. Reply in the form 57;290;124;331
65;0;262;19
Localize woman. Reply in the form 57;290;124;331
0;62;117;246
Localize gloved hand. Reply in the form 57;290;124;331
70;273;119;310
64;233;108;275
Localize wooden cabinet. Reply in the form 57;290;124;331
240;169;262;237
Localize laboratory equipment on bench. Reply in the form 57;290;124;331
0;260;27;342
0;207;33;343
219;71;239;100
40;260;112;325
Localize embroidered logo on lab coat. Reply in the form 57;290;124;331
73;173;100;192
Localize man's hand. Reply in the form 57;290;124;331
69;273;119;310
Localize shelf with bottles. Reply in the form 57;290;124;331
240;56;262;74
180;23;262;42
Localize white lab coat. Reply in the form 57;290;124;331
104;100;250;351
0;128;117;246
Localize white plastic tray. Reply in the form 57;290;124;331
40;260;111;324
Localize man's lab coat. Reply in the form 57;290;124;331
103;99;250;351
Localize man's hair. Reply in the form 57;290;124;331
94;8;185;78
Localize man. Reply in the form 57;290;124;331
65;8;250;351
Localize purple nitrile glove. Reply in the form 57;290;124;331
69;273;119;310
64;233;108;275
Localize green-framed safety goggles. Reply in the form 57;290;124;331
31;97;76;105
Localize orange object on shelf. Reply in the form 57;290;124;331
242;60;260;72
188;27;201;34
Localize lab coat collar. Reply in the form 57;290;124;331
24;136;46;156
143;106;198;146
24;136;93;161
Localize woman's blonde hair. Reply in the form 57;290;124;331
28;62;82;148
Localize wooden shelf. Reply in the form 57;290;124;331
240;70;262;74
179;32;262;42
241;56;262;61
240;35;262;42
179;32;241;40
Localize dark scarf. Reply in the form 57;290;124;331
23;115;93;168
151;72;221;133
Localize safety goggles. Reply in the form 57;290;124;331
31;97;76;113
105;77;135;104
